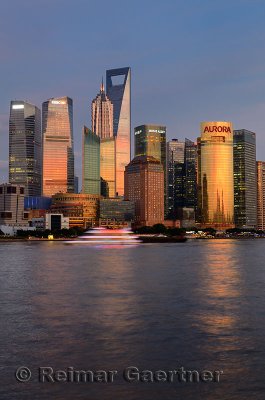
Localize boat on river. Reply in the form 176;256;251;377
65;227;139;245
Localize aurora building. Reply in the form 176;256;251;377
42;97;74;196
9;101;42;196
197;122;234;229
233;129;257;229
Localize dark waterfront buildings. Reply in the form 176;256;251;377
166;138;196;220
233;129;257;229
106;67;131;196
82;126;100;195
166;139;185;218
9;101;42;196
42;97;74;196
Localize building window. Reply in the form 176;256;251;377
1;212;12;219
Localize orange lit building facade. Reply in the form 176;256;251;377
42;97;74;196
50;193;101;229
197;121;234;229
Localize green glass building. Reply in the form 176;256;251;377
82;126;100;195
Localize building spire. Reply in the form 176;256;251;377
100;77;104;93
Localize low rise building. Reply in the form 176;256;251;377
0;183;28;226
45;214;69;230
99;198;135;227
51;193;101;228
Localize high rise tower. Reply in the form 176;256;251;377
9;101;42;196
125;156;164;226
42;97;74;196
82;126;100;195
197;121;234;229
91;80;113;139
257;161;265;230
233;129;257;229
135;124;166;212
100;137;116;197
134;124;166;169
106;67;131;196
166;139;185;218
166;138;196;219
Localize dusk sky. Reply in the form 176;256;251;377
1;0;265;183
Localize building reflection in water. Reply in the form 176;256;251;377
192;240;254;384
31;244;144;366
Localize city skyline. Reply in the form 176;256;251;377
2;1;265;184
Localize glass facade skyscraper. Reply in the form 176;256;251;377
184;138;197;208
82;126;100;195
166;138;196;219
134;124;166;169
197;121;234;228
9;101;42;196
100;137;116;197
42;97;74;196
166;139;185;218
233;129;257;229
106;67;131;196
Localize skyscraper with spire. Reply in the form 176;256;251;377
91;80;116;197
91;79;113;139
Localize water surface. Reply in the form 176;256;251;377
1;239;265;399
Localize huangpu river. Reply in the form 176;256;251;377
1;239;265;400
